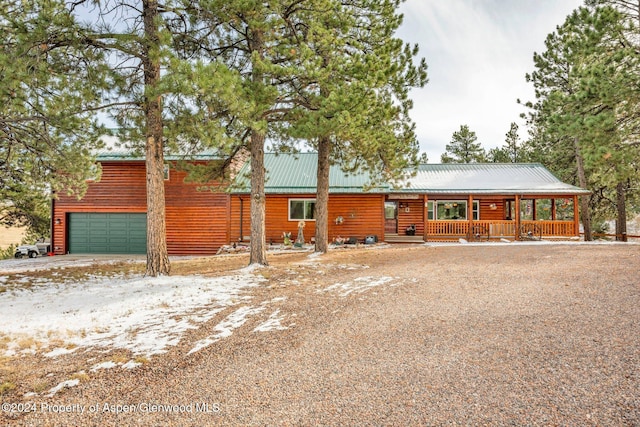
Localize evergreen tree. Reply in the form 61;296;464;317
488;122;530;163
193;1;326;265
525;5;640;241
440;125;486;163
285;0;427;253
56;1;249;275
1;1;108;237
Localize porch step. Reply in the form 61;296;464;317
384;234;425;243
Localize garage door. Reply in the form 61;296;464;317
68;213;147;254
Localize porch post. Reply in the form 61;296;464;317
573;195;580;237
515;194;521;241
423;194;429;241
468;194;473;240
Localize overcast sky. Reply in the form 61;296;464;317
397;0;584;162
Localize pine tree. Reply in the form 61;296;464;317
284;0;427;253
440;125;486;163
193;1;326;265
1;1;108;236
488;122;531;163
525;5;640;241
54;1;250;275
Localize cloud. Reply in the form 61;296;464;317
397;0;583;162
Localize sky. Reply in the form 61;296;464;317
397;0;584;162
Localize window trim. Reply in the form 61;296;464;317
288;198;316;221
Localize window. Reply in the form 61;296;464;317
436;201;467;220
384;202;397;220
289;199;316;221
428;200;478;220
163;164;170;181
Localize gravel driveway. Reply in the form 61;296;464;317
6;243;640;426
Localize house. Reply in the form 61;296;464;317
51;149;230;256
231;153;589;245
51;152;589;255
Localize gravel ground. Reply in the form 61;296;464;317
3;243;639;426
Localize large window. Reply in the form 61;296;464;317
289;199;316;221
436;201;467;220
431;200;479;220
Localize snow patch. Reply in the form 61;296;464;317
319;276;396;297
90;361;117;372
253;309;291;332
46;379;79;397
188;305;266;354
1;273;264;357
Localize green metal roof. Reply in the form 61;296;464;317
232;153;389;194
94;135;222;161
232;153;590;196
403;163;591;195
95;149;221;162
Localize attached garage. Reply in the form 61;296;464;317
68;213;147;254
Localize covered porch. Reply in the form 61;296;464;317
383;163;588;243
384;193;582;243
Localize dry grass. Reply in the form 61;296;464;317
0;260;144;289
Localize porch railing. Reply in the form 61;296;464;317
521;220;577;236
425;220;577;239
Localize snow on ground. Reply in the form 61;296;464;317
188;305;267;354
0;255;145;274
318;276;396;297
0;270;267;358
253;309;292;332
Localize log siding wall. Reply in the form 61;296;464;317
231;194;385;244
52;161;582;255
53;161;229;255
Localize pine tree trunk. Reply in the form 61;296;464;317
247;25;268;266
574;138;592;241
315;136;330;253
249;130;268;265
615;181;627;242
143;0;170;276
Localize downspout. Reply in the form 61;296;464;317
50;196;55;255
239;197;244;242
423;194;429;242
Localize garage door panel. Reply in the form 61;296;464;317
68;213;147;254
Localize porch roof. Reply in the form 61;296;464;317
403;163;591;196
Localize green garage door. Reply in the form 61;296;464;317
68;213;147;254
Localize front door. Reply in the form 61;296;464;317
384;201;398;234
